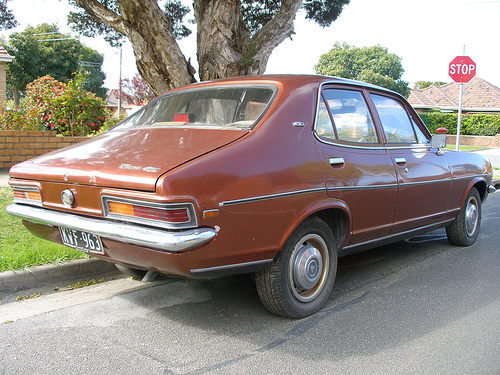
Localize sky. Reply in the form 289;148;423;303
4;0;500;90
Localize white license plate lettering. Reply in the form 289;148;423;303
59;227;104;254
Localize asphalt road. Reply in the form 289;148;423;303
1;193;499;374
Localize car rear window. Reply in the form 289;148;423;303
114;85;277;131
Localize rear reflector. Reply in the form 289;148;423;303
107;201;190;223
102;196;197;229
12;186;42;206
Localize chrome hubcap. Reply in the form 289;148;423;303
465;196;479;237
293;244;323;290
289;234;329;302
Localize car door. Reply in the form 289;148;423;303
314;87;399;246
369;92;452;233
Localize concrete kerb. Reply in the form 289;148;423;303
0;258;121;305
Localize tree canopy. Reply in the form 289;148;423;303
314;42;410;97
0;1;17;30
413;81;447;90
2;23;106;107
66;0;351;95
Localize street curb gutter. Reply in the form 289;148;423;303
0;258;121;304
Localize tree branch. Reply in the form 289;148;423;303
251;0;303;73
73;0;127;35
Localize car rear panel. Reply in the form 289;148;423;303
9;127;247;192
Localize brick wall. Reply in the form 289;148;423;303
0;130;89;169
446;134;500;148
0;61;7;104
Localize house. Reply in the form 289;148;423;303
408;77;500;114
106;89;134;116
0;45;15;104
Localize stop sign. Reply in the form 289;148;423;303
449;56;476;83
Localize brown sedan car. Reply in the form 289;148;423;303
7;75;495;318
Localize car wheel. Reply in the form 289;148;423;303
446;187;482;246
255;216;338;318
115;264;148;279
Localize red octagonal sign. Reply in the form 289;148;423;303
449;56;476;83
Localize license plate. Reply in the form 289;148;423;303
59;227;104;254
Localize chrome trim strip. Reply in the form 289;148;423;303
190;259;273;275
385;144;430;150
313;133;386;150
341;219;455;255
328;183;398;192
219;188;326;207
398;178;452;187
6;203;216;253
329;174;487;192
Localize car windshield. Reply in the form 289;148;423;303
114;85;277;131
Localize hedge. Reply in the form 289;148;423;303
418;111;500;136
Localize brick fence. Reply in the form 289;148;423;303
446;134;500;148
0;130;88;169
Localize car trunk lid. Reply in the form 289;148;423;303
9;127;247;191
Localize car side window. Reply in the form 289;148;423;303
371;94;420;144
315;94;337;140
316;89;378;144
412;116;430;144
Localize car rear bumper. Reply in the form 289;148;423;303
6;203;217;253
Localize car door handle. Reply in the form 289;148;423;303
395;157;406;166
329;157;345;168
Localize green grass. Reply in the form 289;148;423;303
0;187;88;272
444;144;489;152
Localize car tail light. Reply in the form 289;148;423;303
102;196;197;229
12;186;42;207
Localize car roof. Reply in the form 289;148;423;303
175;74;400;98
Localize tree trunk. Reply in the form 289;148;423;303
195;0;302;81
12;86;20;109
74;0;302;91
74;0;196;95
194;0;250;81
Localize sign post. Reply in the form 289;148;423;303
449;55;476;151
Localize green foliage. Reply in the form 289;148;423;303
419;111;500;136
0;74;108;136
99;113;127;133
413;81;447;90
79;46;107;98
0;1;18;30
3;23;106;100
237;41;260;69
0;187;87;272
242;0;350;35
315;42;410;97
302;0;351;27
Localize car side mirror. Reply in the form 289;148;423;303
431;134;447;149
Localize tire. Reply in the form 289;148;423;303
115;264;148;279
255;216;338;318
446;187;482;246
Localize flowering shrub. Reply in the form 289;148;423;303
0;106;32;130
0;74;108;136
